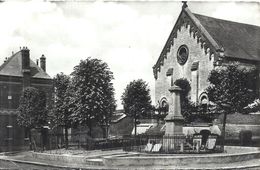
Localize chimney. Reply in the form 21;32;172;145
21;47;30;71
21;46;31;89
36;59;39;66
40;54;46;72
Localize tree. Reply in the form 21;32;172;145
206;63;258;148
70;58;116;137
52;73;72;149
121;79;152;136
17;87;48;149
153;100;169;122
96;89;116;138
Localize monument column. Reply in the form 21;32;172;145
163;85;185;152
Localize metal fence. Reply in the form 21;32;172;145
32;132;131;151
32;132;224;154
122;134;223;154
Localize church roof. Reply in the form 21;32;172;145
0;50;51;79
194;13;260;61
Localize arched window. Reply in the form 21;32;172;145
199;93;209;113
159;97;169;114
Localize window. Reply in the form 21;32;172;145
177;45;189;65
199;93;209;113
160;98;169;114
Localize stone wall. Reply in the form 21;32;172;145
218;113;260;139
109;116;133;137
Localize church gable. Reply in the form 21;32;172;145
153;3;260;80
154;3;260;106
154;8;215;105
153;5;221;80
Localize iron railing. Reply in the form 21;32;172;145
31;132;224;153
122;134;223;154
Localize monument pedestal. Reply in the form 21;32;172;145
163;118;186;152
162;135;186;152
162;85;186;152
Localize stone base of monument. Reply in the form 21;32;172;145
162;134;186;152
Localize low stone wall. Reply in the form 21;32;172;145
224;124;260;139
103;146;260;167
31;152;87;164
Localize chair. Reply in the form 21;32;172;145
206;134;218;150
200;130;211;147
192;134;202;151
144;142;154;152
152;143;162;152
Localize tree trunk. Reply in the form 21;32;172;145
134;117;137;136
41;127;49;151
64;126;68;149
28;128;32;150
102;127;106;138
106;125;109;139
88;121;92;137
221;111;228;150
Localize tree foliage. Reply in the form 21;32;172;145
52;73;73;148
70;58;116;136
52;73;72;128
174;78;191;101
17;87;48;129
121;79;152;136
17;87;48;149
153;100;169;121
206;63;258;148
207;63;258;114
121;79;152;121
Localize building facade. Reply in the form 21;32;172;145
153;3;260;109
152;3;260;140
0;47;52;151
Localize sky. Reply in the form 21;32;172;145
0;0;259;109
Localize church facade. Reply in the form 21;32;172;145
0;47;53;151
153;3;260;109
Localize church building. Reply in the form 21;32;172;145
0;47;53;151
153;2;260;110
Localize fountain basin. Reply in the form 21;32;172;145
103;146;260;167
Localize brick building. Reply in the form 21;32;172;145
153;3;260;109
0;47;53;151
